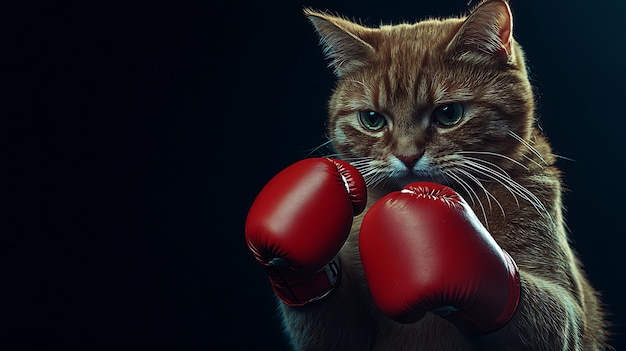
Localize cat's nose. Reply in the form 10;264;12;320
396;153;423;170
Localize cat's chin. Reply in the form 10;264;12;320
387;172;449;190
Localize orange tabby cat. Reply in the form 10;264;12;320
277;1;608;349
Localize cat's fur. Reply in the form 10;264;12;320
278;1;609;349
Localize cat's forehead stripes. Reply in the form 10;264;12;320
349;19;470;121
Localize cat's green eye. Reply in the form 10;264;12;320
358;111;387;131
433;103;465;127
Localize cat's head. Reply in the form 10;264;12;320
306;0;538;191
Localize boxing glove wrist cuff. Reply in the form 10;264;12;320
267;256;342;306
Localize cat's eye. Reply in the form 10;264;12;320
358;111;387;131
433;103;465;127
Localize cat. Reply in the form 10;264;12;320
276;1;609;350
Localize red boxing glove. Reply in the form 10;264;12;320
359;182;520;334
245;158;367;306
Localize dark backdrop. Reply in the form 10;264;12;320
5;0;624;350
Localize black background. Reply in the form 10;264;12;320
5;0;625;349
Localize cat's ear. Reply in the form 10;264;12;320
447;0;514;64
304;8;375;76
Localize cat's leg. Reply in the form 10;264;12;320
278;257;375;351
475;271;604;351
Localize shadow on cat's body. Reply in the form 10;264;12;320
278;1;609;350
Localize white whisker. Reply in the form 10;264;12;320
459;155;514;180
457;150;529;171
304;139;335;158
445;169;488;228
460;160;524;205
464;159;521;208
368;172;388;188
456;168;506;218
507;130;548;166
553;154;575;162
443;170;476;206
323;143;553;225
460;159;549;219
521;153;545;169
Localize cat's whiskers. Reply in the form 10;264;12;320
456;167;506;218
507;130;576;165
460;158;551;220
313;153;382;187
441;150;554;226
553;154;575;162
460;159;524;205
318;151;550;223
305;139;336;158
454;153;524;210
338;156;388;188
459;155;515;181
507;130;548;167
457;151;529;171
443;169;490;228
442;170;476;206
365;172;387;188
368;166;394;188
520;154;544;169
